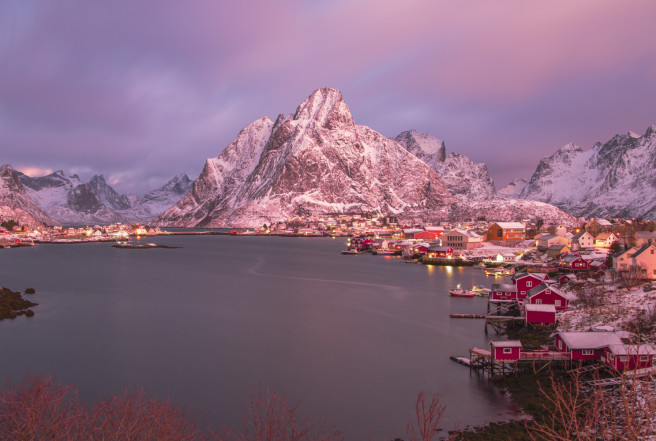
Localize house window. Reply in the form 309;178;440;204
503;348;512;354
536;299;542;304
582;349;594;356
640;356;649;362
521;291;526;295
558;340;563;350
527;281;532;288
555;300;561;306
546;289;551;294
620;356;628;362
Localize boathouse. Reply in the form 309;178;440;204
603;344;656;370
490;283;518;301
490;341;522;360
554;331;624;361
524;304;557;325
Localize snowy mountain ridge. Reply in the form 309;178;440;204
520;125;656;219
395;130;497;201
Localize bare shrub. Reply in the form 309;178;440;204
405;392;447;441
221;386;343;441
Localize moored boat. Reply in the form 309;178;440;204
449;284;475;297
341;249;359;255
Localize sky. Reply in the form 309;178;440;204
1;0;655;196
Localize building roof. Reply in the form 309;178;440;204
632;243;656;259
427;246;452;251
636;231;656;239
607;344;656;356
613;247;636;259
571;231;592;240
596;232;615;240
512;272;549;281
548;244;568;251
493;222;526;230
557;331;623;350
490;340;523;348
491;283;517;292
594;218;613;226
527;283;566;298
525;304;556;312
446;229;480;238
560;254;586;263
537;234;559;241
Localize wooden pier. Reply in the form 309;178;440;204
450;346;575;377
450;314;485;319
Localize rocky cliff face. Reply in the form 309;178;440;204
520;126;656;219
156;87;456;227
0;164;54;227
395;130;496;201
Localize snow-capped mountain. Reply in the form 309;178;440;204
0;164;55;227
520;126;656;219
156;87;456;227
19;170;192;225
497;178;528;198
395;130;496;201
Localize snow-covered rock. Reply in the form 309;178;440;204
0;164;54;227
395;130;496;201
497;178;528;198
520;126;656;219
156;87;456;227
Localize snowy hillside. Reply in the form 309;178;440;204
0;164;54;227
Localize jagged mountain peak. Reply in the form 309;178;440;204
0;164;54;226
292;87;354;130
156;88;455;227
497;178;528;198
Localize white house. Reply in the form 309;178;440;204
595;232;618;249
631;243;656;280
570;231;595;251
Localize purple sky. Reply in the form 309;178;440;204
2;0;655;195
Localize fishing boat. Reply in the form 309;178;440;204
449;284;475;297
341;249;359;255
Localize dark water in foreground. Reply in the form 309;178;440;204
0;236;519;440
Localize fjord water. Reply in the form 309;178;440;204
0;236;518;439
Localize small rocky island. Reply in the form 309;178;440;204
0;287;37;319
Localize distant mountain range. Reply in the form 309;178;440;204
516;126;656;219
0;165;192;226
2;87;653;228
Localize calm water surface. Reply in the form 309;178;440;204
0;236;519;440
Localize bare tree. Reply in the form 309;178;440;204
221;386;343;441
405;392;447;441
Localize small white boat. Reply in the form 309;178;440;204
466;284;491;296
449;284;475;297
341;249;359;255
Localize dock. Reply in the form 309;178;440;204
450;314;485;319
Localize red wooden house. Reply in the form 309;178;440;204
527;283;570;311
426;246;454;258
350;237;374;250
558;253;590;271
554;331;623;361
524;304;556;324
603;344;656;370
512;272;550;301
490;341;523;360
490;283;518;301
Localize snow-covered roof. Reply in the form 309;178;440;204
595;232;615;240
571;231;592;240
513;272;549;281
537;234;559;241
525;304;556;312
607;344;656;356
492;283;517;292
557;331;623;350
494;222;525;229
594;219;613;226
528;283;566;298
446;229;480;238
490;340;523;348
424;226;445;231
